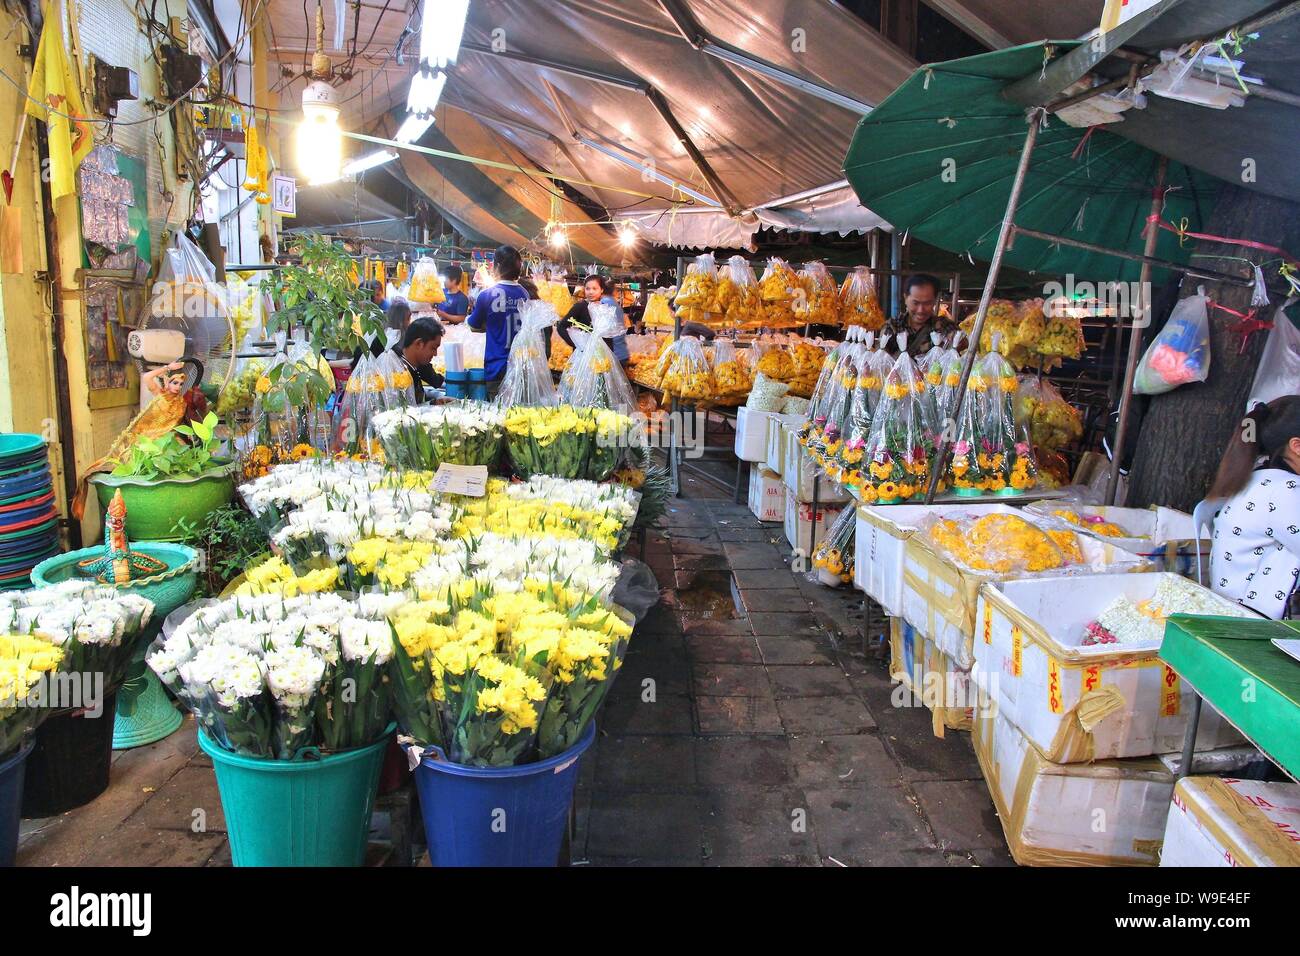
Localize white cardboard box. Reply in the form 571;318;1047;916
1161;776;1300;867
889;618;979;736
1024;503;1207;577
782;432;848;505
748;465;784;523
853;503;1020;615
734;407;773;463
975;705;1177;866
971;573;1248;763
900;531;1151;672
764;413;802;477
783;487;842;554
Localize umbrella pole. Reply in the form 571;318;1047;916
924;111;1042;504
1105;156;1168;505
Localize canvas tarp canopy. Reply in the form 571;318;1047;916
265;0;921;260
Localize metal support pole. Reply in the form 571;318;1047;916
950;273;961;329
1176;692;1202;780
1107;156;1168;505
809;472;820;563
925;111;1042;504
669;256;685;497
889;232;902;321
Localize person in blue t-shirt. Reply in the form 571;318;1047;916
436;264;470;325
466;245;529;388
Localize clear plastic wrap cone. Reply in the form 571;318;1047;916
856;351;938;503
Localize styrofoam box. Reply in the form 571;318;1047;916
782;431;849;504
975;705;1186;867
783;487;842;554
889;618;978;736
748;465;784;523
1161;776;1300;867
853;503;1020;614
971;573;1248;763
764;413;802;477
901;532;1151;672
1024;503;1207;577
734;407;772;463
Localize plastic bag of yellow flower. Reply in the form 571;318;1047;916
758;258;799;327
800;338;850;445
786;341;828;397
831;340;891;483
496;301;560;409
642;290;675;329
925;513;1080;574
548;328;574;373
839;266;886;330
809;344;860;463
811;505;856;586
971;350;1040;495
718;255;762;327
407;256;447;305
1035;307;1086;359
755;344;797;383
711;338;752;405
857;351;937;504
673;253;719;311
217;358;267;417
1013;298;1047;349
656;335;715;403
559;325;638;414
1017;377;1083;452
796;262;840;325
961;299;1016;354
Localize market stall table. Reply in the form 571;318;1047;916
1161;616;1300;783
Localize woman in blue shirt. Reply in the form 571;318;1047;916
466;246;530;388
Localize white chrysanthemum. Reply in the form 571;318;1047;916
264;645;325;709
339;618;394;665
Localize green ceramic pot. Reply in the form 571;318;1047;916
89;462;236;541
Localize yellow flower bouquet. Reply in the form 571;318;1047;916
1;633;65;757
505;405;634;481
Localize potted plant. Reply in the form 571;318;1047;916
89;412;235;541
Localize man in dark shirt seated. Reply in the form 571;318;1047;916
393;317;445;403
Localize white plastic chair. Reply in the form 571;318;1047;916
1191;497;1226;586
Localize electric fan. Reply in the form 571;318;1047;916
127;279;237;409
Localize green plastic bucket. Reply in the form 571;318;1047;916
198;726;392;867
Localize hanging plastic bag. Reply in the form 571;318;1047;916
673;253;718;311
642;290;676;328
796;262;839;325
759;258;799;327
497;301;559;408
755;343;797;383
856;349;937;503
655;336;715;404
712;338;752;405
407;256;447;306
1134;288;1211;395
561;325;637;413
1246;298;1300;411
1018;376;1083;452
839;266;886;331
148;232;228;324
717;255;761;327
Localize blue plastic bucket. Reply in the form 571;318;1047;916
0;740;33;866
412;721;596;867
198;726;392;867
444;370;471;400
467;368;488;402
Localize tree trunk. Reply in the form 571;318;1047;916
1127;184;1300;512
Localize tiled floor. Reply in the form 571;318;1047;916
569;483;1013;867
15;468;1012;867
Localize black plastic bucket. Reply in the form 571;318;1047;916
20;693;118;818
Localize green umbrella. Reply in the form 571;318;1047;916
843;41;1223;284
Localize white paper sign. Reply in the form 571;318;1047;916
432;463;488;497
271;175;297;216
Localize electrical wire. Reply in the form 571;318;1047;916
0;0;271;126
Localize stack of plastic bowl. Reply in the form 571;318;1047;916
0;434;58;591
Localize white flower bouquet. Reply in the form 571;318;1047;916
0;582;155;695
147;592;394;757
373;400;505;471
